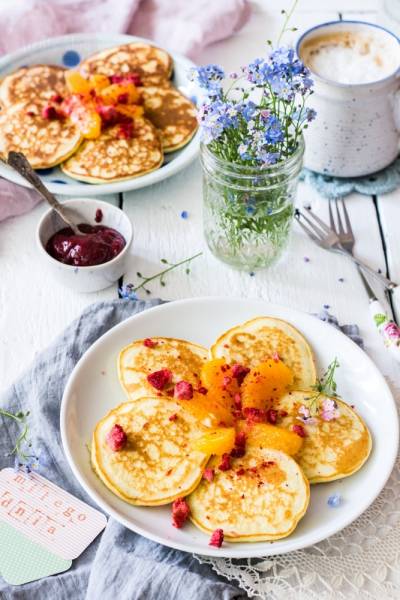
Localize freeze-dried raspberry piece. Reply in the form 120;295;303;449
169;413;178;422
233;393;242;409
218;453;231;471
230;446;245;458
231;364;250;385
171;497;190;528
244;407;267;424
143;338;157;348
234;431;246;448
42;105;58;119
117;121;134;139
197;386;208;395
174;381;193;400
147;369;172;390
110;73;142;86
203;468;214;482
266;409;278;425
292;424;307;438
106;424;127;451
209;528;224;548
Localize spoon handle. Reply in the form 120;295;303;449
7;151;81;235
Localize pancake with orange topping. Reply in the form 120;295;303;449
91;397;209;506
188;446;310;542
61;117;163;183
276;390;372;483
141;84;198;152
211;316;317;389
0;65;67;108
0;100;81;168
80;42;173;87
118;337;208;401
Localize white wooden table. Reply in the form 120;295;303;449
1;0;399;397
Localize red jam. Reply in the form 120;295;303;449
46;223;126;267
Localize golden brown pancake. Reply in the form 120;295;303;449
81;42;172;86
0;101;81;169
211;317;317;389
92;398;209;505
118;337;208;401
188;447;310;541
0;65;67;108
277;390;372;483
61;117;163;183
141;84;198;152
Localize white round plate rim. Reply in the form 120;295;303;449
0;33;199;196
60;297;399;558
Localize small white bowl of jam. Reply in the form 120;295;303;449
37;198;133;293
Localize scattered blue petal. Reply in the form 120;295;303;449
338;277;344;282
180;210;188;219
249;271;255;277
119;284;138;300
303;256;310;263
327;493;342;508
323;304;330;309
62;50;81;67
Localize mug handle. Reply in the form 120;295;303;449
391;77;400;131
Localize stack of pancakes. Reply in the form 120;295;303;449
0;42;198;182
92;317;371;545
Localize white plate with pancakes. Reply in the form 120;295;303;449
0;33;199;196
60;297;398;557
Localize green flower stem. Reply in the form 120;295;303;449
0;408;31;461
133;252;202;292
306;358;340;415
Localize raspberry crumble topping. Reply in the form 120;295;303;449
106;424;127;451
171;497;190;528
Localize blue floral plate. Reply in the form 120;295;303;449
0;33;200;196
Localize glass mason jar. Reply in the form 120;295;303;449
201;137;304;270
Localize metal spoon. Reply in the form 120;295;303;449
7;151;82;235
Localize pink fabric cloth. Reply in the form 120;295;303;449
0;0;250;222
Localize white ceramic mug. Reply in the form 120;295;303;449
296;20;400;177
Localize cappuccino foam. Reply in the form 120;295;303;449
300;30;399;84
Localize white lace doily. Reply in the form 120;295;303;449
195;381;400;599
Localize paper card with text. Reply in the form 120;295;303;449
0;468;107;560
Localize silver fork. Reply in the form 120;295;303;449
329;197;400;362
295;205;398;291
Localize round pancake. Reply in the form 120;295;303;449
188;447;309;542
141;84;198;152
81;42;172;86
0;65;67;108
211;317;317;389
0;101;81;168
277;390;372;483
92;398;209;505
118;337;208;401
61;117;163;183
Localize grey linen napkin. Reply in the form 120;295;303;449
0;299;246;600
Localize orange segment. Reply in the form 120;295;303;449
116;104;144;119
100;83;140;105
241;422;303;456
89;74;110;92
176;391;233;426
65;71;91;95
200;359;240;420
192;427;235;455
241;359;294;411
